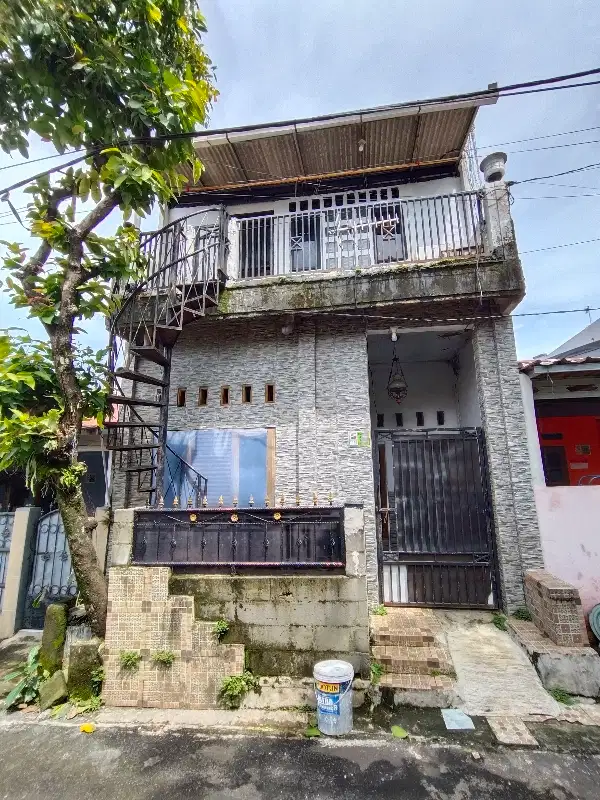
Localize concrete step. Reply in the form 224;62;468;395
372;644;452;675
378;671;457;709
371;629;435;647
379;673;454;691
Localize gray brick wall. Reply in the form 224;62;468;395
113;316;379;604
472;317;544;610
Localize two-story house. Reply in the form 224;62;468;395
102;90;545;706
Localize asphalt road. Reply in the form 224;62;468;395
1;722;600;799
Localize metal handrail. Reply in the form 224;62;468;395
231;190;486;279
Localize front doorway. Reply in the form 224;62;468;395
368;328;499;608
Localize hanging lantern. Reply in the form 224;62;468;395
387;344;408;404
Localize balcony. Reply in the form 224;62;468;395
229;190;487;281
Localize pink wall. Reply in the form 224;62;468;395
535;486;600;617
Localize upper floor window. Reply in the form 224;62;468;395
239;213;273;279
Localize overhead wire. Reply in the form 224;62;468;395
479;125;600;149
1;66;600;198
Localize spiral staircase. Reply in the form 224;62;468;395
106;208;228;507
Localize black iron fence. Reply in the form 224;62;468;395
132;507;345;569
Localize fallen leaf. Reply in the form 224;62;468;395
20;705;39;714
67;707;80;720
80;722;95;734
391;725;408;739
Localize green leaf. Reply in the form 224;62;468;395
304;726;321;738
4;679;27;709
391;725;408;739
71;124;84;135
146;1;162;24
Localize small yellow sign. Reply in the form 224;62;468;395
316;681;339;694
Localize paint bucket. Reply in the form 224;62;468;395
313;659;354;736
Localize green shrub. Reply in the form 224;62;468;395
152;650;175;667
69;693;104;714
550;687;576;705
372;604;387;616
91;667;105;695
219;671;260;709
492;612;507;631
213;620;230;642
2;646;49;710
370;661;385;685
119;651;142;671
513;607;533;622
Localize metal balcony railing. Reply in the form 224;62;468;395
231;191;487;280
131;507;345;568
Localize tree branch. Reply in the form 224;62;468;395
16;186;72;300
76;191;119;239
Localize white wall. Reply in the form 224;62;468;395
519;372;546;488
168;176;464;225
536;485;600;617
456;337;481;427
369;360;459;431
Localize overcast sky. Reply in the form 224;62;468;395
1;0;599;357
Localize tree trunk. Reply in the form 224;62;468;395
55;483;108;637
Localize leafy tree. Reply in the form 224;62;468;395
0;0;217;636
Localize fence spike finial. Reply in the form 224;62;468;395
279;494;285;507
158;495;164;509
313;492;318;507
173;495;179;508
264;496;270;508
202;495;208;507
296;494;301;506
233;496;238;507
249;495;254;507
218;495;224;507
328;491;334;506
187;497;193;508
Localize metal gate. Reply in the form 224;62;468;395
375;428;499;608
22;510;77;629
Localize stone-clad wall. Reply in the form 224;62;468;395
473;317;544;610
123;315;380;606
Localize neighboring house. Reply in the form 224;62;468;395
0;419;109;634
105;87;543;625
520;327;600;617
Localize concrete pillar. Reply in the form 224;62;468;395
482;183;517;259
519;372;546;488
91;507;110;572
108;508;135;567
0;506;40;639
473;317;544;611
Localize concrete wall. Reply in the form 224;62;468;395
105;505;371;687
472;317;544;610
535;486;600;618
169;573;369;678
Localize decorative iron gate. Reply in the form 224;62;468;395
0;512;15;610
375;428;499;608
22;510;77;629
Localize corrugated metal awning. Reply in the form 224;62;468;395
186;91;497;192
